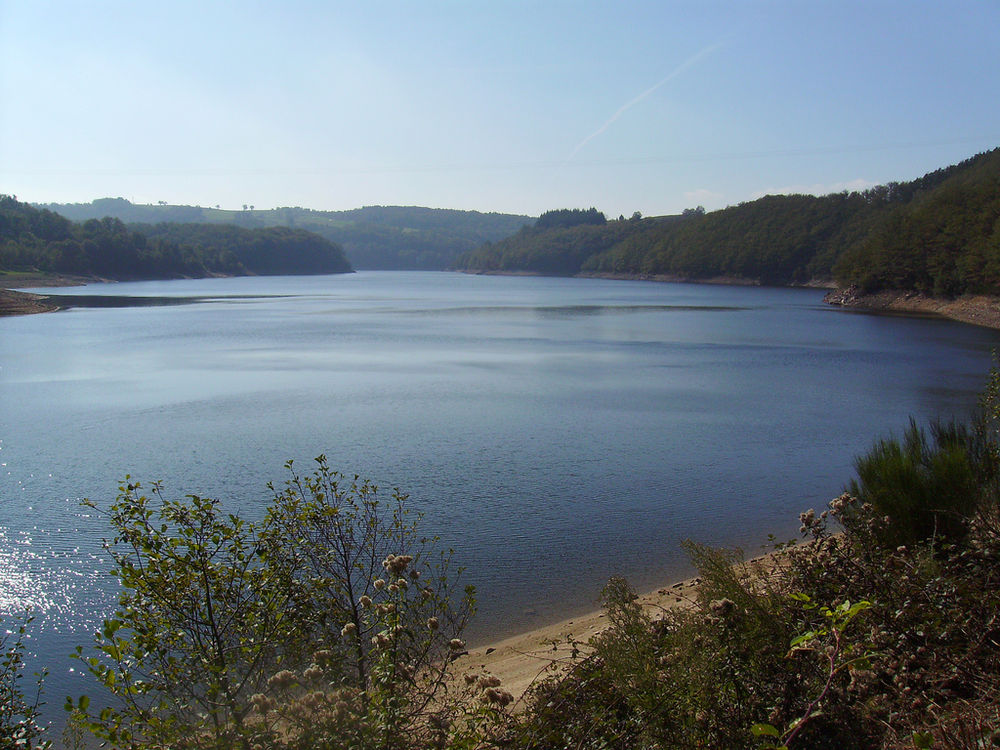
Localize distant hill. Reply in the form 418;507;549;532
456;149;1000;295
36;200;532;271
1;196;352;281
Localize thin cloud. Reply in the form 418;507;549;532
568;42;723;160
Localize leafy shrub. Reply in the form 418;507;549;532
68;456;474;750
848;418;979;546
1;609;50;749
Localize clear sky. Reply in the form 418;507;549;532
2;1;998;218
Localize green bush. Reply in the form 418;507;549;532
848;418;979;547
1;609;50;750
68;457;475;750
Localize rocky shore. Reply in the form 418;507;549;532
0;288;61;316
824;285;1000;330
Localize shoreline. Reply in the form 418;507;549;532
7;271;1000;333
0;288;63;316
824;286;1000;331
456;577;698;700
0;272;96;317
456;550;779;702
460;269;1000;331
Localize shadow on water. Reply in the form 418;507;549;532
44;294;287;310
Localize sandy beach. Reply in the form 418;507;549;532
453;547;789;703
453;575;702;700
458;559;775;704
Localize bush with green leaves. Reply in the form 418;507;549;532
1;609;50;750
503;487;1000;749
68;456;474;750
251;458;476;749
502;541;879;749
847;418;980;546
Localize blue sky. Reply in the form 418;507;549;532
2;1;998;217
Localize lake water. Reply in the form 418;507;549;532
2;270;999;726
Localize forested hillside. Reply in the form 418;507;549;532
457;149;1000;294
833;149;1000;295
37;200;531;271
0;196;352;280
132;223;352;276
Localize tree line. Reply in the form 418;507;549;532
0;196;352;281
456;148;1000;296
36;200;532;271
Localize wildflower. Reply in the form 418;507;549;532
303;663;324;681
480;687;514;707
383;554;414;576
303;690;327;709
829;493;851;514
251;693;277;713
359;595;373;608
341;622;357;637
396;577;408;590
477;675;502;689
267;669;297;690
373;578;386;590
449;638;465;651
427;616;440;630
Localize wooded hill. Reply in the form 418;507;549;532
0;196;352;280
456;148;1000;295
36;200;532;271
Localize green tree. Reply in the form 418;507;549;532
69;458;475;750
69;482;298;748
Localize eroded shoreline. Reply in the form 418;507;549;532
824;286;1000;331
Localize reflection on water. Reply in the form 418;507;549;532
0;525;109;631
3;271;1000;731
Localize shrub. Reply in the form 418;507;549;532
848;418;979;547
507;544;872;750
1;609;50;749
68;457;474;750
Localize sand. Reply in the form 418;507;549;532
451;546;792;704
452;575;703;700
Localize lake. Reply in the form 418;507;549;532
2;270;998;725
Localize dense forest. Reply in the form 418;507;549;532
0;196;352;280
457;148;1000;295
36;200;531;271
